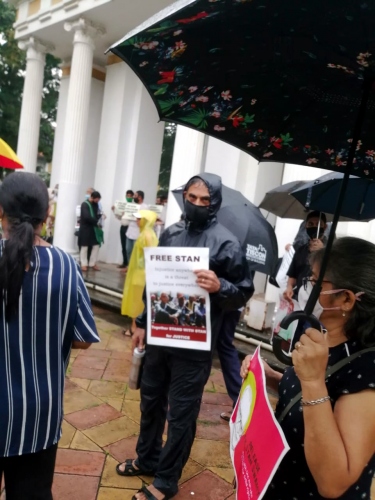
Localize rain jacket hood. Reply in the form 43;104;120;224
183;173;223;221
138;209;158;231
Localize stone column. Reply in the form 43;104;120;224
53;18;104;253
17;37;52;173
165;126;206;228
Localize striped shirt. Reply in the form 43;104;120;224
0;244;100;457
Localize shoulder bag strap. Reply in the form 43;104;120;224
278;346;375;423
85;200;95;218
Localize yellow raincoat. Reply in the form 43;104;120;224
121;210;159;318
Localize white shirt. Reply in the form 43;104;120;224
126;203;148;240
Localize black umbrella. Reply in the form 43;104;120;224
259;178;362;228
172;184;278;275
110;0;375;364
291;172;375;222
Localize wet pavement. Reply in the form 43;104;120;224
54;308;247;500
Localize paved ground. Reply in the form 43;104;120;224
1;305;373;499
55;311;249;500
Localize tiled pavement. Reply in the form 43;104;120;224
56;315;242;500
1;311;374;499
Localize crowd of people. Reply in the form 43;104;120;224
150;293;207;327
0;171;374;500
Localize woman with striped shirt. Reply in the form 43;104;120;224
0;172;100;499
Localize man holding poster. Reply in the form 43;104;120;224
116;173;254;500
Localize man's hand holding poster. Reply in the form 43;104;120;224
144;247;212;351
230;348;289;499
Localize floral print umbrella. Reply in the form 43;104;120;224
109;0;375;179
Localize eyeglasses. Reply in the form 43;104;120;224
302;277;332;290
302;277;365;301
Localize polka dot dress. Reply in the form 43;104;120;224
264;340;375;499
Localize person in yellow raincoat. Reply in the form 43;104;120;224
121;210;158;336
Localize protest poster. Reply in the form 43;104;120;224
114;200;128;217
144;247;211;350
275;247;295;290
230;348;289;499
122;202;141;221
147;204;164;218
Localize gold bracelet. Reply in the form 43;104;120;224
301;396;331;407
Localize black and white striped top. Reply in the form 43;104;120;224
0;244;100;457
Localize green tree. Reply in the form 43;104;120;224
0;1;60;170
158;122;177;191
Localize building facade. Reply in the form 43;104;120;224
10;0;375;306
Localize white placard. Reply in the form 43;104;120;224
114;200;127;217
122;202;141;221
144;247;212;350
275;247;295;290
147;204;164;218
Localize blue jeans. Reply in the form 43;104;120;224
126;237;135;265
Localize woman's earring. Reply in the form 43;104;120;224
342;311;346;317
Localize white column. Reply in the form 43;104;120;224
53;19;104;253
94;61;165;263
17;37;52;173
165;126;206;228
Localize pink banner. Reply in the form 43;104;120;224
230;348;289;499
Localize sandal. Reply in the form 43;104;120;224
132;485;173;500
220;412;231;422
123;328;135;337
116;459;154;477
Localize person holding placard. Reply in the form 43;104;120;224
112;189;134;269
241;237;375;499
116;173;254;500
126;190;147;264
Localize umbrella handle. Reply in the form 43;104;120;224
272;311;322;366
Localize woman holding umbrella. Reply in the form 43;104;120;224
241;237;375;499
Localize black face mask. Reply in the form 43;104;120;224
133;197;140;204
306;226;324;240
185;200;210;226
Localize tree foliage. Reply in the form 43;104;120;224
0;1;60;166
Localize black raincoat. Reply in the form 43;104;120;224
78;201;100;247
137;173;254;359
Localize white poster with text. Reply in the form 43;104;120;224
144;247;212;351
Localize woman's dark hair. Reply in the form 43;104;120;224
0;172;49;320
311;236;375;346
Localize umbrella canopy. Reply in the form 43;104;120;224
110;0;375;180
0;139;23;170
259;179;361;222
259;180;313;220
172;184;278;275
291;172;375;221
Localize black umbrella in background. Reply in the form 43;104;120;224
172;184;278;275
291;172;375;221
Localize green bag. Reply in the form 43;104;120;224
85;201;104;247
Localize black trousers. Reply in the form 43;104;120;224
0;444;57;500
135;346;211;497
217;310;242;406
120;226;128;266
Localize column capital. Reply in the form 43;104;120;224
18;37;54;63
64;18;106;49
